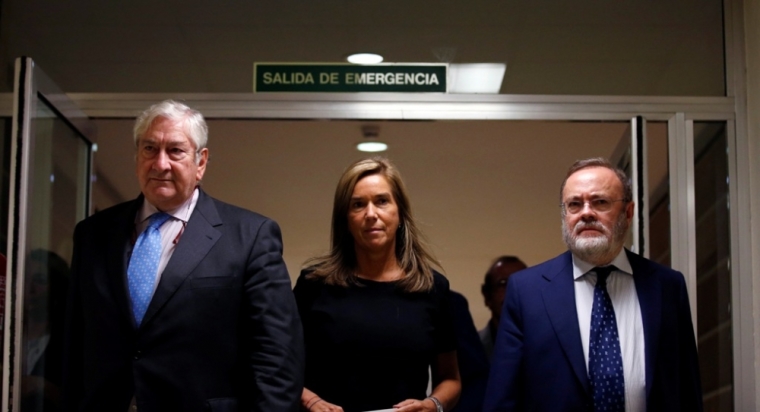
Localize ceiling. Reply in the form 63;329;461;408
0;0;725;95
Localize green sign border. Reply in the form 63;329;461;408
253;63;448;93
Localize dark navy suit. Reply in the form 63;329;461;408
63;190;304;412
483;250;702;412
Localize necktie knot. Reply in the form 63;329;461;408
593;265;617;287
148;212;171;230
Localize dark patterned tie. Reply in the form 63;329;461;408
128;212;171;325
589;265;625;412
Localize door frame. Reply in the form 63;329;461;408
68;91;750;408
0;90;750;409
3;58;95;411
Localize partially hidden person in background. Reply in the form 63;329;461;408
478;256;526;359
22;249;70;412
483;157;702;412
63;99;304;411
293;157;460;412
447;290;489;412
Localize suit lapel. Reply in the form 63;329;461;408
628;249;661;400
141;190;222;326
541;251;591;394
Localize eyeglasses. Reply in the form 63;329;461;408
560;198;627;214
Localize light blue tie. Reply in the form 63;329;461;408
128;212;171;325
589;265;625;412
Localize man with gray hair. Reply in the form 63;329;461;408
484;158;702;412
64;100;304;411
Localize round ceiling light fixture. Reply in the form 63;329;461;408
347;53;384;65
356;141;388;152
356;125;388;152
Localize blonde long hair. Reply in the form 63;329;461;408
305;157;442;293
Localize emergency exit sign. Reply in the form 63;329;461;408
254;63;447;93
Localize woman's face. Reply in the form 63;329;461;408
347;174;400;255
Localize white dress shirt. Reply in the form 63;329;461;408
573;248;646;412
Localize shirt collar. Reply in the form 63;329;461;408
136;187;199;225
571;247;633;280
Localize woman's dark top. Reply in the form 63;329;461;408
293;269;456;412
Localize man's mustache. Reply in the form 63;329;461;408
573;220;608;235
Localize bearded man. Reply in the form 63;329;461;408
483;158;703;412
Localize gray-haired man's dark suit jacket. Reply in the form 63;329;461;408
64;189;304;412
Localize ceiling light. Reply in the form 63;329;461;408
357;142;388;152
448;63;507;93
356;125;388;152
347;53;384;64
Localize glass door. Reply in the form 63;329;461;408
611;116;649;256
2;57;94;412
668;115;734;410
692;121;732;410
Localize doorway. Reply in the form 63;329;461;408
90;115;731;409
0;90;739;410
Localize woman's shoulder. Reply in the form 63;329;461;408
431;270;450;293
298;267;315;278
294;267;326;289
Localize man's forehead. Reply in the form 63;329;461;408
137;126;194;148
141;116;189;137
563;167;622;195
138;135;192;145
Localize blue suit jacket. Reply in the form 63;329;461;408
483;250;702;412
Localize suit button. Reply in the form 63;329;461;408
134;350;142;360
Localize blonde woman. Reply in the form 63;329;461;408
294;157;460;412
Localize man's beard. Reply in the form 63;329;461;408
562;212;628;264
